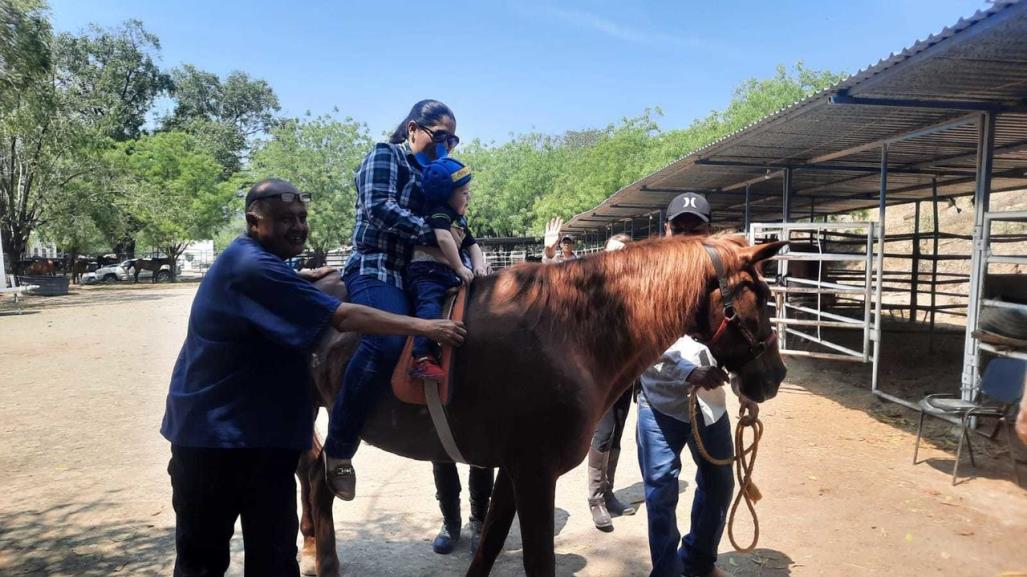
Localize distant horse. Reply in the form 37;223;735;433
20;259;58;276
297;234;788;577
64;259;94;283
127;258;167;283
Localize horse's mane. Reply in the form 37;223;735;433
488;234;747;383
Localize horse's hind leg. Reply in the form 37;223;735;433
511;466;557;577
297;444;319;576
466;468;516;577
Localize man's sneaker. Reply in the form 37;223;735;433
410;357;446;381
325;456;355;501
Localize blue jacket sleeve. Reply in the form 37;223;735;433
232;255;342;351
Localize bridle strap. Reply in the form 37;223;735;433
702;245;775;368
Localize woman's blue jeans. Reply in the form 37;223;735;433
324;272;409;459
636;399;734;577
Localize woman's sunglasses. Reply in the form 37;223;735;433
418;124;460;149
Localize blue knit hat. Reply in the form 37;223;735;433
421;156;473;206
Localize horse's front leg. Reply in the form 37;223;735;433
306;446;341;577
466;468;516;577
511;466;558;577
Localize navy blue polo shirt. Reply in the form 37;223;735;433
161;236;342;450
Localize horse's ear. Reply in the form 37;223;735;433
742;240;788;265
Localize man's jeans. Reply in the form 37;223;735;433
636;399;734;577
324;272;409;459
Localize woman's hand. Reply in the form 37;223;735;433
473;265;489;277
299;266;336;281
458;267;475;286
423;319;467;346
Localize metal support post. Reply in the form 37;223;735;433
782;168;792;223
871;145;887;395
961;112;997;402
930;179;940;352
911;201;921;322
744;184;751;232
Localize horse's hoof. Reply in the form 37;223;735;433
300;539;318;576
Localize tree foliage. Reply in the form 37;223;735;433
107;131;232;278
164;65;281;174
54;19;171;140
248;113;372;258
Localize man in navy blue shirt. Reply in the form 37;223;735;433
161;179;465;577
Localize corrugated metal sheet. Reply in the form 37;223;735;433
565;0;1027;233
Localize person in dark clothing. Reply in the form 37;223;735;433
161;179;465;577
323;100;462;500
586;233;638;531
429;463;494;554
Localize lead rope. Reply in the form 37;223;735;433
688;390;763;552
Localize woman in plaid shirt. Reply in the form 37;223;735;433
324;99;462;500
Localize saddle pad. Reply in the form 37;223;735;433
391;285;467;405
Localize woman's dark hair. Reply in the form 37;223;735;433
389;99;455;144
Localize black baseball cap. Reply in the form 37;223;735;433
666;192;711;223
561;234;575;243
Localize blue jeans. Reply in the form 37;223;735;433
636;399;734;577
406;261;461;360
323;272;409;459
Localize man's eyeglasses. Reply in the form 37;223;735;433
418;124;460;149
270;192;311;204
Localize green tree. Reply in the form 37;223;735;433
0;0;50;107
165;65;281;174
248;113;372;261
108;131;232;280
54;19;171;141
37;181;109;267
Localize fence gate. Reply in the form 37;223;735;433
749;222;885;394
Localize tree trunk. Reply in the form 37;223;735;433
164;244;186;282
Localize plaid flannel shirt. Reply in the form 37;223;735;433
345;142;436;289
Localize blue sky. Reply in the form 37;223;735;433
49;0;987;144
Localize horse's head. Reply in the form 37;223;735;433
696;238;788;403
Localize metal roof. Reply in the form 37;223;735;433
565;0;1027;233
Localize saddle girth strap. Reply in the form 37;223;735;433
425;379;466;464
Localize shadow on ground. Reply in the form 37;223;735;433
0;498;174;576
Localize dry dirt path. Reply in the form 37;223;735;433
1;284;1024;576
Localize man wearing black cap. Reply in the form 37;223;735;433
636;192;756;577
160;178;466;577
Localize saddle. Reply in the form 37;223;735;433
390;285;467;406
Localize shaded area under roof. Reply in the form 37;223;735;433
565;0;1027;233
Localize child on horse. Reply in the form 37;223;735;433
406;153;486;380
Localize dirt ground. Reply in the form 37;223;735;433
1;283;1025;577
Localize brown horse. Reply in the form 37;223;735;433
128;258;168;283
298;234;788;577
